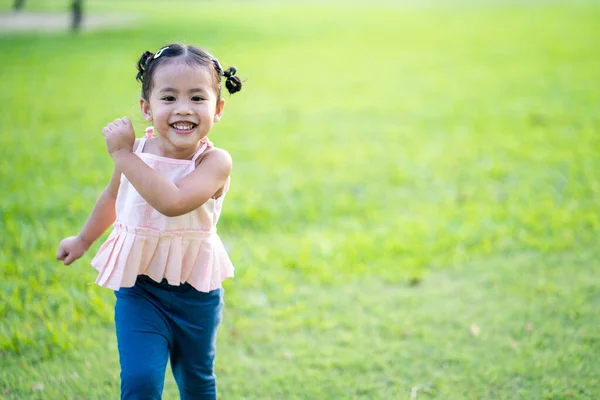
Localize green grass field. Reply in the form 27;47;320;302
1;0;599;398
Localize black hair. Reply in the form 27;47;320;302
135;43;242;102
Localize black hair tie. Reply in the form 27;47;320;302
223;66;237;78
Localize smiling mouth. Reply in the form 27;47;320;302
170;122;197;131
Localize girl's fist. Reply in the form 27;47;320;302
102;117;136;157
56;235;90;266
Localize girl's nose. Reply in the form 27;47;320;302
175;101;193;115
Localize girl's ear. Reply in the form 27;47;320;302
213;98;225;122
140;98;153;121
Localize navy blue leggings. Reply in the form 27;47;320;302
114;275;223;400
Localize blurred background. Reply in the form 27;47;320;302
1;0;599;398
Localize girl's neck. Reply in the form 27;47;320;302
150;137;203;160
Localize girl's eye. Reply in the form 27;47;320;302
191;96;204;102
162;96;176;102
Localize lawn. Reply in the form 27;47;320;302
1;0;599;399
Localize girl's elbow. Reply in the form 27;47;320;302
102;186;118;201
154;194;209;217
152;194;187;217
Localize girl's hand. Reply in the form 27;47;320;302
56;235;91;266
102;117;136;158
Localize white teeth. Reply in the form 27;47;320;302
173;123;194;130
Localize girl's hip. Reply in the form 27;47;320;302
115;274;224;319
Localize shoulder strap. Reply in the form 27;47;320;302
134;138;147;155
191;142;208;164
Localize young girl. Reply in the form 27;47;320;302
56;43;242;399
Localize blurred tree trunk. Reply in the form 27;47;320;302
72;0;83;31
14;0;25;11
13;0;84;31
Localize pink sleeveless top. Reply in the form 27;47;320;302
90;137;234;292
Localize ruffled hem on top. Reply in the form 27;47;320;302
90;223;234;292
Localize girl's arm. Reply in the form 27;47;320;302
77;167;121;245
113;148;231;217
56;166;121;265
104;117;232;217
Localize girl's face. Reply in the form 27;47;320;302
140;60;225;152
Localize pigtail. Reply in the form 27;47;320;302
136;51;155;82
223;66;242;94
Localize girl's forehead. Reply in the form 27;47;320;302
153;60;213;87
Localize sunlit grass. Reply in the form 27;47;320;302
1;0;599;398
